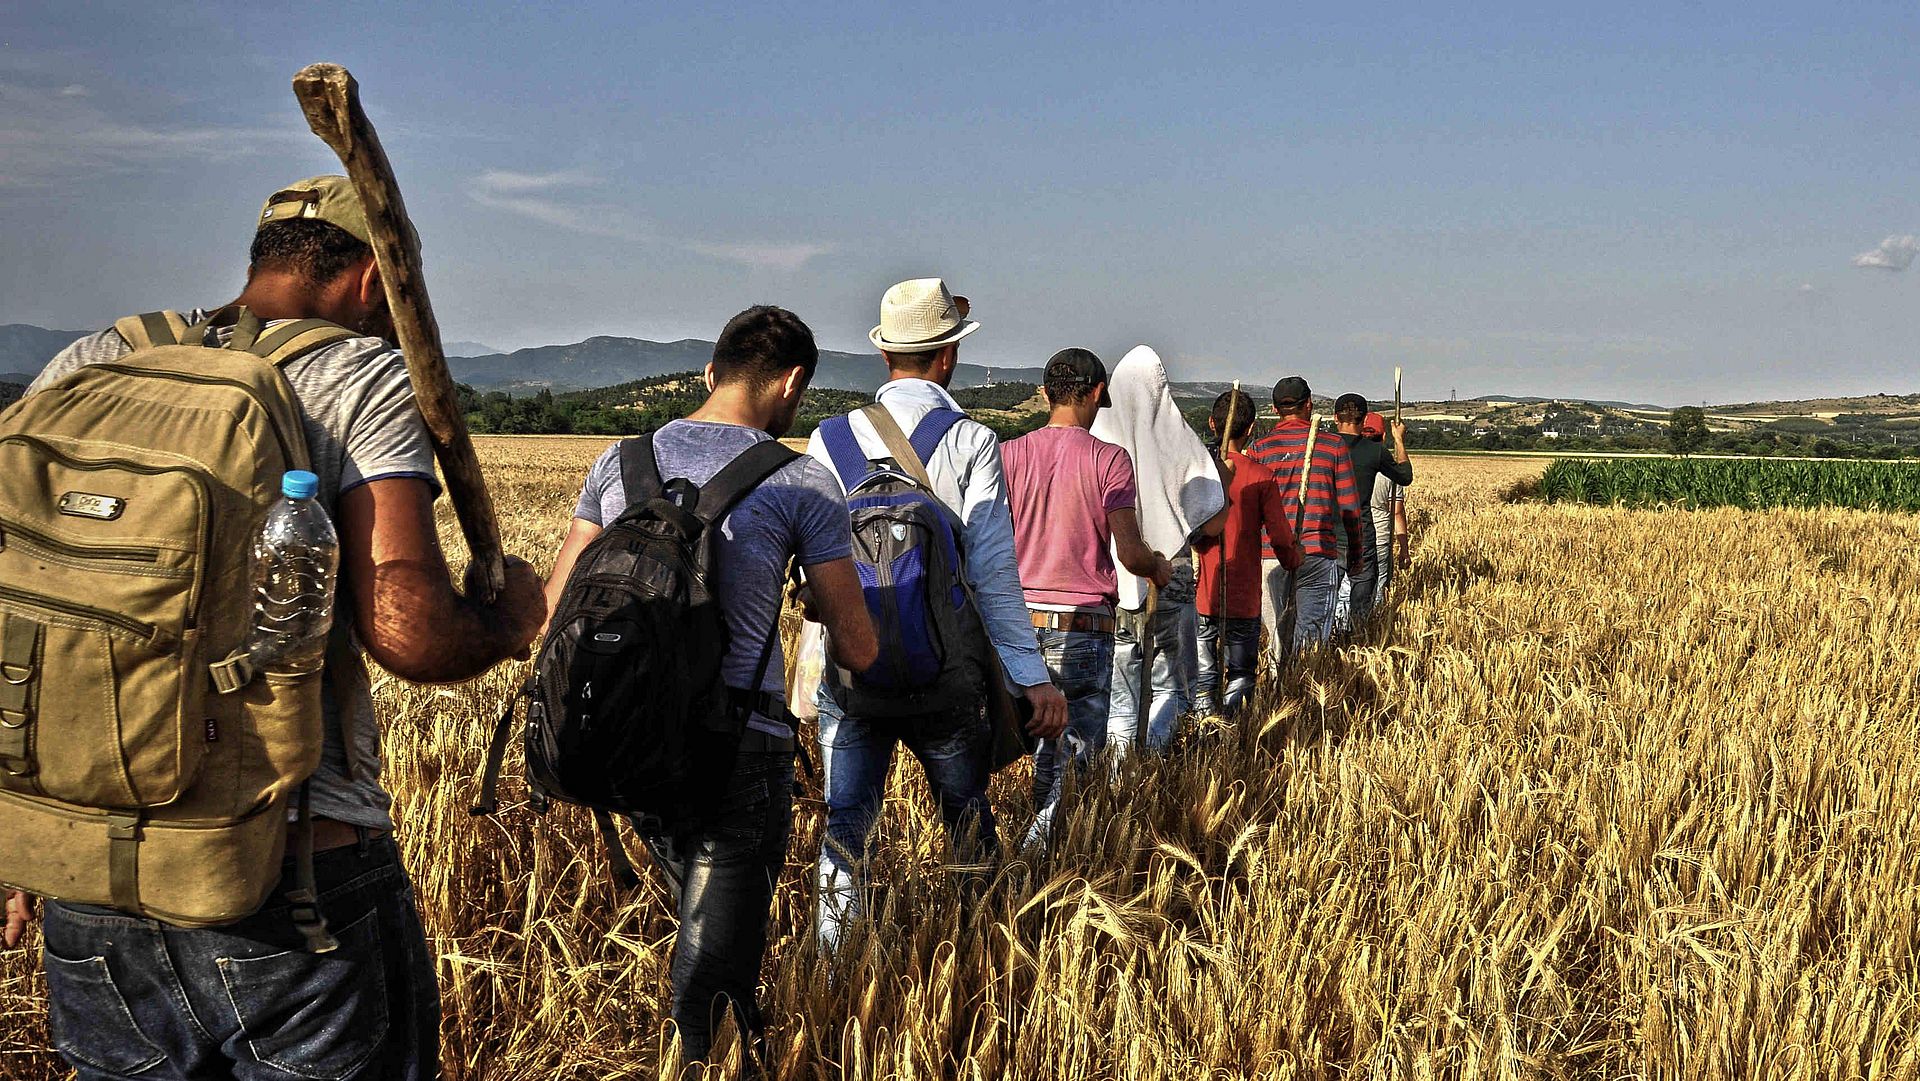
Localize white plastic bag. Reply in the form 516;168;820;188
787;620;826;720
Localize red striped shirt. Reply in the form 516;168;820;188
1246;417;1365;569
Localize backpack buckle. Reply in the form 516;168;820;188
286;888;339;954
209;652;255;695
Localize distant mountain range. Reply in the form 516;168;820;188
448;335;1046;395
0;322;1898;417
1;325;82;384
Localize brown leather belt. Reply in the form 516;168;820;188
296;818;388;853
1030;609;1116;635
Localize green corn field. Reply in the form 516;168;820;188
1538;457;1920;511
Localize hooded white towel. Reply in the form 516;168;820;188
1090;346;1227;611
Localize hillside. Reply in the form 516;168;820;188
461;371;874;437
1;319;1916;456
0;325;81;379
450;336;1046;395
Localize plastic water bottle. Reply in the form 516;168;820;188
243;470;339;673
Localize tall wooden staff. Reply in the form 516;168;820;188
1211;382;1241;710
292;63;507;600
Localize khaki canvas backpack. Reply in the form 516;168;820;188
0;306;358;946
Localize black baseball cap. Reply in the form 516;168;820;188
1045;348;1113;408
1272;376;1312;411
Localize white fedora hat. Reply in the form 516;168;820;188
869;277;981;353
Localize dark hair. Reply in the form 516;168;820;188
712;305;818;390
1335;393;1369;423
249;219;372;285
1044;347;1101;406
1211;389;1257;441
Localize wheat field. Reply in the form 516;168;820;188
3;442;1917;1080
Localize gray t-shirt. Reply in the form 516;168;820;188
572;419;852;737
29;310;439;832
1371;473;1402;543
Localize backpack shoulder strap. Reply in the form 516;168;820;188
112;311;192;352
860;403;934;489
244;319;361;368
908;407;966;468
817;414;871;491
693;440;800;525
180;305;264;351
619;434;664;510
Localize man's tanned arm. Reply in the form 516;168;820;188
801;558;879;673
339;477;545;683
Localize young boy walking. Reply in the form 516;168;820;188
1194;389;1302;716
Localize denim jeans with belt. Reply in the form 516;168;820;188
1024;626;1115;847
814;687;995;951
41;833;438;1081
1194;615;1262;715
635;742;795;1065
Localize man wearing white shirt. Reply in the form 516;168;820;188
805;278;1067;948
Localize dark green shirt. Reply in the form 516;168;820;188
1339;433;1413;562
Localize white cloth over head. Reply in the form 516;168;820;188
1090;345;1226;611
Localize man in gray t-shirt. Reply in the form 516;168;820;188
543;306;875;1064
5;175;545;1080
570;418;854;740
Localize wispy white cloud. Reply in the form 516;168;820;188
1852;234;1919;271
683;240;833;271
0;80;300;189
467;168;830;269
466;169;651;241
472;169;600;193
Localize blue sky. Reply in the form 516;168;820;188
2;1;1917;404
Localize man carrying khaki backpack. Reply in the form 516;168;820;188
1;176;545;1080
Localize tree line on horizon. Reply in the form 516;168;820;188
450;376;1920;460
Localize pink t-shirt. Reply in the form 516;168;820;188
1001;424;1138;608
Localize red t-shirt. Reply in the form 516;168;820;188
1001;425;1137;608
1196;451;1301;619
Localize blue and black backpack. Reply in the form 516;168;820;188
817;403;988;717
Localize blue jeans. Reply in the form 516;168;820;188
636;745;795;1064
1348;547;1379;625
1025;626;1114;847
1108;600;1192;753
814;688;996;950
1194;615;1261;714
41;834;437;1081
1263;554;1344;655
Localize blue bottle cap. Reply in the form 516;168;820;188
282;470;320;500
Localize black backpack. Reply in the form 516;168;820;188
472;434;798;885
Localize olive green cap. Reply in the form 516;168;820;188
256;175;370;246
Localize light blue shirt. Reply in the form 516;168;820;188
805;378;1050;689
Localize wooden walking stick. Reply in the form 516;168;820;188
1210;382;1241;712
291;63;507;601
1133;581;1159;751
